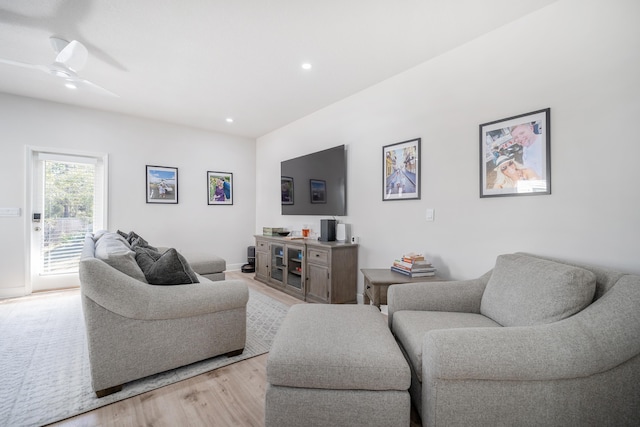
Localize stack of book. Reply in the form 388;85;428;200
391;253;437;277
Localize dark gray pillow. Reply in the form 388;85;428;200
118;230;158;251
135;247;199;285
130;236;157;251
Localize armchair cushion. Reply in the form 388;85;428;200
393;311;500;380
480;254;596;326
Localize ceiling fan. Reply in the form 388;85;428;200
0;37;118;97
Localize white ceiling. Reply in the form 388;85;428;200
0;0;556;138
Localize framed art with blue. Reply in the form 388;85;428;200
383;138;420;201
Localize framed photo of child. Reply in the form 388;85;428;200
479;108;551;198
146;165;178;204
207;171;233;205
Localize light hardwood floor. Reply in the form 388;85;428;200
45;271;421;427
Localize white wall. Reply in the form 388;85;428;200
0;94;256;297
256;0;640;299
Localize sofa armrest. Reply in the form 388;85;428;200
423;275;640;381
80;257;248;321
387;271;491;328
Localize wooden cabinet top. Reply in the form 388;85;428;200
255;235;358;249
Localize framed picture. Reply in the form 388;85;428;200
281;176;294;205
310;179;326;204
146;165;178;204
383;138;421;201
479;108;551;198
208;171;233;205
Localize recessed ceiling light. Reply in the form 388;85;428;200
301;63;312;70
226;118;234;123
64;82;77;90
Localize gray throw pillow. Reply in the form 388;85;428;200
480;253;596;327
135;247;199;285
95;232;147;283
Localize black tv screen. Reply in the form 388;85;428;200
281;145;347;216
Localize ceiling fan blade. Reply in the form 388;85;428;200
1;37;116;97
0;58;49;73
55;40;88;72
75;77;119;98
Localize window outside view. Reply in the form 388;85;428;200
42;161;95;275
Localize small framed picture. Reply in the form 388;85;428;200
310;179;326;204
207;171;233;205
383;138;421;201
146;165;178;204
479;108;551;198
281;176;294;205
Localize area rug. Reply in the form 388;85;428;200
0;287;289;427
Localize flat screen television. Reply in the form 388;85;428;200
281;145;346;216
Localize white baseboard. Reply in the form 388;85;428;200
226;262;245;271
0;287;28;300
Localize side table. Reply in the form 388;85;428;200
361;268;442;309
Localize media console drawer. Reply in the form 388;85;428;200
307;248;329;265
256;239;269;252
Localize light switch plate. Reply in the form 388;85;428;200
426;208;434;222
0;207;21;217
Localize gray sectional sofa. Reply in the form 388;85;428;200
79;231;249;397
388;252;640;426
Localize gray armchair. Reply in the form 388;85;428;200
388;253;640;426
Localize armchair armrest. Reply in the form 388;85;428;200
424;275;640;381
387;271;491;328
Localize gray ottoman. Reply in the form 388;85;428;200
266;304;411;427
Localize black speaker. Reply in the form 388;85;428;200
319;219;336;242
242;246;256;273
247;246;256;264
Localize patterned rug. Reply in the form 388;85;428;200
0;287;289;427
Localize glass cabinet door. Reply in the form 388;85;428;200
286;246;304;291
270;244;284;283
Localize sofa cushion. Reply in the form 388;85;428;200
94;232;148;283
480;254;596;327
135;247;199;285
189;256;226;275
